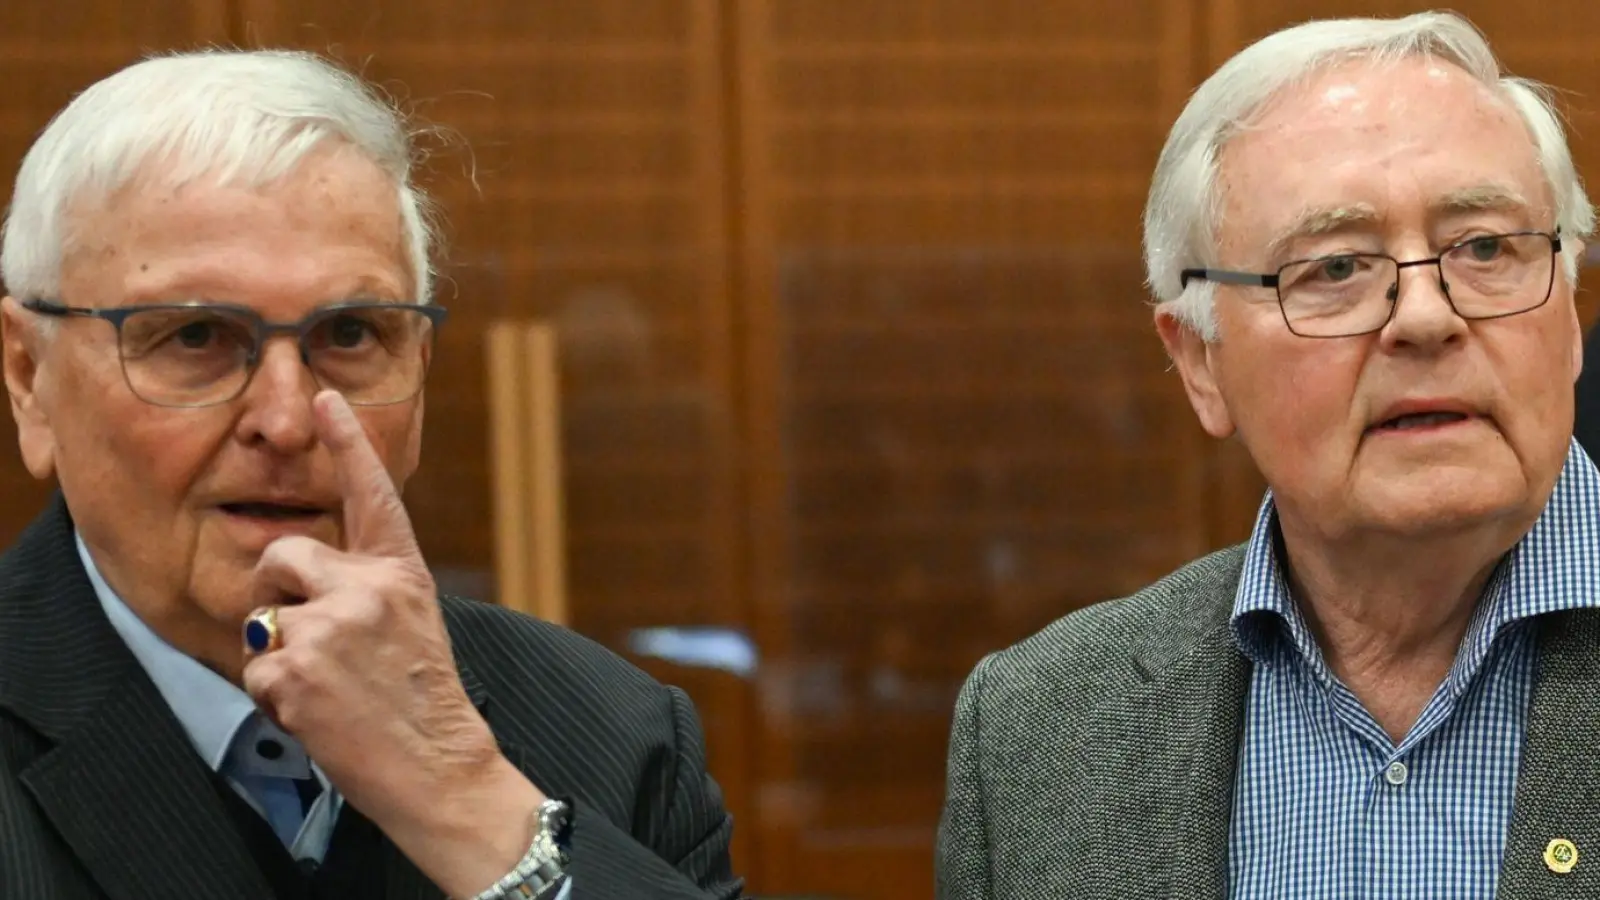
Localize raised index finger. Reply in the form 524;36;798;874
314;389;420;558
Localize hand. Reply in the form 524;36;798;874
241;390;544;896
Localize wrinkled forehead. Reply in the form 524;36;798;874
1215;56;1552;255
59;146;412;308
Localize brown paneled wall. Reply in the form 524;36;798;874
733;2;1206;893
2;3;1599;898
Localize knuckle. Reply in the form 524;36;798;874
336;593;389;631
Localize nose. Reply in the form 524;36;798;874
233;338;317;453
1379;260;1469;351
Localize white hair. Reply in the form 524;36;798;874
1143;11;1595;340
0;49;435;308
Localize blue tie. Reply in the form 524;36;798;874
222;716;325;848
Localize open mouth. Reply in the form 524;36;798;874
220;502;326;520
1370;411;1471;433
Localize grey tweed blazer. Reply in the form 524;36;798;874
937;546;1600;900
0;496;744;899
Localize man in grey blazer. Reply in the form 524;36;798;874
940;12;1600;900
0;51;742;899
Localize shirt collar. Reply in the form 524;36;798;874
76;532;311;777
1230;438;1600;676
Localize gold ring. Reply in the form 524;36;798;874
243;606;282;655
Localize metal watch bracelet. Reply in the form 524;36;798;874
465;798;572;900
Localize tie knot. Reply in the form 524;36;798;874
225;712;313;779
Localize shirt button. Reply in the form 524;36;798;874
1384;761;1409;786
256;738;285;761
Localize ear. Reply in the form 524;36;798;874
1;296;58;479
1155;307;1236;439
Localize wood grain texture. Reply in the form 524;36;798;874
4;4;1600;898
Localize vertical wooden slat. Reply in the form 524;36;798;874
728;0;793;889
524;323;570;627
487;323;533;616
687;0;759;877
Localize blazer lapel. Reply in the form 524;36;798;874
1498;609;1600;899
1079;623;1247;900
0;497;275;900
1029;558;1248;900
1166;628;1250;899
20;674;277;900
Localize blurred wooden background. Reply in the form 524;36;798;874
2;2;1599;897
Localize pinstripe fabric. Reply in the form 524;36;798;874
938;443;1600;900
0;495;743;899
1228;440;1600;899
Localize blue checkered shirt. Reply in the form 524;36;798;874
1228;440;1600;899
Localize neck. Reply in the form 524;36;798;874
1275;511;1521;741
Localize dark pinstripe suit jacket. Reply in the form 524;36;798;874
0;498;744;899
938;547;1600;900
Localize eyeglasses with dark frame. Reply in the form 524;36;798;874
1178;230;1562;338
21;298;448;408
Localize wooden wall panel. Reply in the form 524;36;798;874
0;0;229;543
13;6;1600;899
735;1;1204;895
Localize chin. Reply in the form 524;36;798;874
1358;469;1528;538
187;559;263;628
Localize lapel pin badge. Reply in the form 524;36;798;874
1546;838;1579;874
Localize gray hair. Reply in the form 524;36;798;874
0;49;435;307
1143;11;1595;340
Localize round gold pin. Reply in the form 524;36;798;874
1545;838;1579;874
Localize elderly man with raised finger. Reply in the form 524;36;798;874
939;11;1600;900
0;51;742;900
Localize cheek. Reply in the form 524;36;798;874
1216;336;1367;479
62;405;223;510
362;403;424;488
49;368;228;572
1487;312;1579;440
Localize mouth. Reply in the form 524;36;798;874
1367;410;1474;433
218;502;329;520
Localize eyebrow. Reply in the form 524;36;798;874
1432;183;1530;217
1260;183;1535;264
1265;203;1380;262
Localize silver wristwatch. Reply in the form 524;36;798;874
466;798;572;900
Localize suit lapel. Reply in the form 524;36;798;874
20;674;276;900
1166;628;1250;899
0;497;274;900
1029;551;1248;900
1073;623;1247;900
1498;609;1600;899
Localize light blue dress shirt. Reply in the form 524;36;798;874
78;533;571;898
1227;439;1600;899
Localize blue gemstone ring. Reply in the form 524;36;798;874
243;606;282;655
